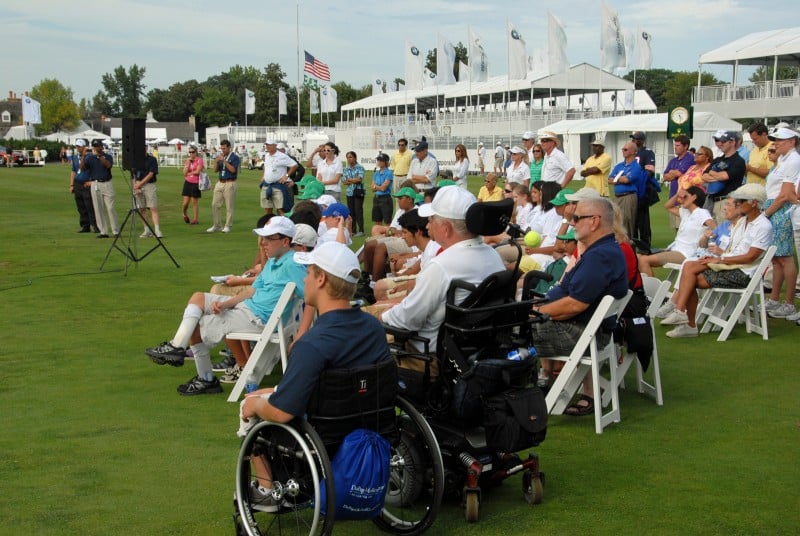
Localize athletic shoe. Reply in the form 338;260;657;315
768;303;796;319
353;232;364;237
212;354;236;372
155;230;163;238
785;309;800;322
764;299;781;313
145;341;186;366
222;226;231;233
97;234;109;238
207;226;220;233
654;300;676;319
177;375;223;396
665;324;698;338
220;365;242;384
140;230;153;238
249;482;280;513
661;309;689;326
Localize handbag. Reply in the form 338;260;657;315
198;171;210;191
353;183;366;198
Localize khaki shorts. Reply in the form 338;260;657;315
198;293;264;346
261;185;284;209
135;182;158;209
377;236;412;256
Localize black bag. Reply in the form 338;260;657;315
483;387;548;452
289;156;305;183
451;356;536;420
353;183;366;198
645;176;661;207
613;257;654;370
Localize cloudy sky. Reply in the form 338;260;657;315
5;0;797;102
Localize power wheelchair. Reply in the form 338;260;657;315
384;199;549;522
233;358;444;536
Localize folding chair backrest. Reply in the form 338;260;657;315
642;275;671;318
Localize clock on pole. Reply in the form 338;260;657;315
668;105;693;138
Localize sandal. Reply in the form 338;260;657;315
565;395;594;416
183;214;190;223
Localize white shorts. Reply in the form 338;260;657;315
199;293;264;347
135;182;158;209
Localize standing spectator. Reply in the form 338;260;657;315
745;122;772;186
477;142;486;175
630;131;657;250
181;146;204;225
539;131;576;187
734;132;750;162
60;146;67;165
493;142;504;176
33;146;41;164
371;153;394;226
316;142;343;202
530;143;544;182
580;139;612;197
306;144;326;177
408;140;438;191
451;144;470;188
661;135;696;230
134;145;163;238
69;139;97;233
390;138;412;194
343;151;366;236
82;139;118;238
260;140;297;216
522;131;536;162
506;146;530;188
609;142;646;241
503;144;512;176
678;146;713;192
703;130;747;222
207;139;240;233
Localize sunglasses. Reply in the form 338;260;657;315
571;214;598;223
504;189;513;194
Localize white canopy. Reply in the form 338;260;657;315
699;27;800;66
167;138;185;145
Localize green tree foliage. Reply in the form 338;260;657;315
146;80;204;122
748;65;799;83
425;42;469;81
252;63;290;126
194;87;238;127
97;65;147;117
29;79;80;134
625;68;721;111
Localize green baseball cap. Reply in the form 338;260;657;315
556;228;576;241
437;179;457;187
297;175;316;187
393;186;417;199
550;188;575;206
298;180;324;200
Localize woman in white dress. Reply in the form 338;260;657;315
316;142;343;202
506;146;531;188
451;143;470;188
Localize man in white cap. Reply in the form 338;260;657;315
260;139;298;216
477;142;486;175
704;130;747;222
661;183;773;338
580;138;611;197
145;216;307;395
493;142;505;176
538;131;575;188
379;186;505;352
522;131;537;162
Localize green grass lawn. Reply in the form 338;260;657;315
1;163;798;535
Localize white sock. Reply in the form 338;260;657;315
191;342;214;381
172;304;203;349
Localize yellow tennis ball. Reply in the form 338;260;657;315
524;231;542;248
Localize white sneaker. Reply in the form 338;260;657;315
139;230;153;238
666;324;698;338
764;299;781;312
222;226;231;233
155;229;163;238
661;309;689;325
654;300;676;319
207;226;220;233
785;309;800;322
768;303;796;318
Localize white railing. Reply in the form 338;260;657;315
693;79;800;103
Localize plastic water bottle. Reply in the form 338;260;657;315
507;347;537;361
245;372;259;394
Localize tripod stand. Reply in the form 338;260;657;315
100;167;180;272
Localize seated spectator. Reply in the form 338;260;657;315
661;183;773;338
638;186;715;276
477;173;504;202
317;203;352;246
361;187;417;282
521;188;574;268
145;216;306;395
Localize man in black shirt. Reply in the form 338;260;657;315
703;130;746;221
630;131;657;249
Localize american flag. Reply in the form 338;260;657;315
304;51;330;82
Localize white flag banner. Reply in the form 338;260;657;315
386;81;397;93
600;2;626;72
245;88;255;115
507;21;528;80
22;96;42;124
372;78;384;96
310;90;319;114
326;86;338;112
458;61;469;82
397;82;405;92
469;28;489;82
623;89;634;110
405;40;425;91
548;12;569;75
530;48;547;76
278;88;287;116
437;34;457;86
423;68;437;88
637;29;653;70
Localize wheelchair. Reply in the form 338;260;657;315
385;199;549;523
233;359;444;535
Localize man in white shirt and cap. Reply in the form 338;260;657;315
538;130;576;188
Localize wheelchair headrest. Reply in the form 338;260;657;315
465;199;514;236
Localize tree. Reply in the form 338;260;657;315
425;42;469;81
98;65;147;117
623;68;674;109
205;65;263;124
146;80;203;122
663;72;721;109
194;87;238;127
749;65;799;83
252;63;290;126
29;79;80;134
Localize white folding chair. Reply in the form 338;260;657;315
545;290;632;434
694;246;776;342
226;283;304;402
610;275;669;406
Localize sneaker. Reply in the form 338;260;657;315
222;226;231;233
661;309;689;326
155;230;163;238
764;299;781;313
220;365;242;384
185;348;194;360
212;354;236;372
249;482;279;513
785;309;800;322
140;230;153;238
177;375;223;396
145;341;186;366
353;232;364;237
666;324;698;338
654;300;676;319
207;226;220;233
768;303;796;318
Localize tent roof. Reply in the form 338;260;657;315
699;27;800;66
545;111;741;136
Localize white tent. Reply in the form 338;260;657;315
544;112;742;172
699;27;800;66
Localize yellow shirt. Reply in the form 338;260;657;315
478;185;504;202
582;152;612;196
746;144;772;185
390;150;412;176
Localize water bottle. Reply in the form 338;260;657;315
245;372;259;394
507;347;537;361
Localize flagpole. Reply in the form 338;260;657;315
296;1;301;129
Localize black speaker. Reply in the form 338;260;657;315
122;117;146;170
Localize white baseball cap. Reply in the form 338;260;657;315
315;194;338;207
418;186;476;220
767;127;800;141
565;188;603;202
253;216;296;238
74;139;87;147
294;241;360;283
509;146;526;155
291;223;318;248
522;131;536;140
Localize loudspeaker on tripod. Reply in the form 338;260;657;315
122;117;146;170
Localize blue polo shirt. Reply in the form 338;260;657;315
84;152;113;180
135;155;159;183
216;152;240;179
71;154;90;184
373;167;394;196
610;160;646;198
244;251;306;322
